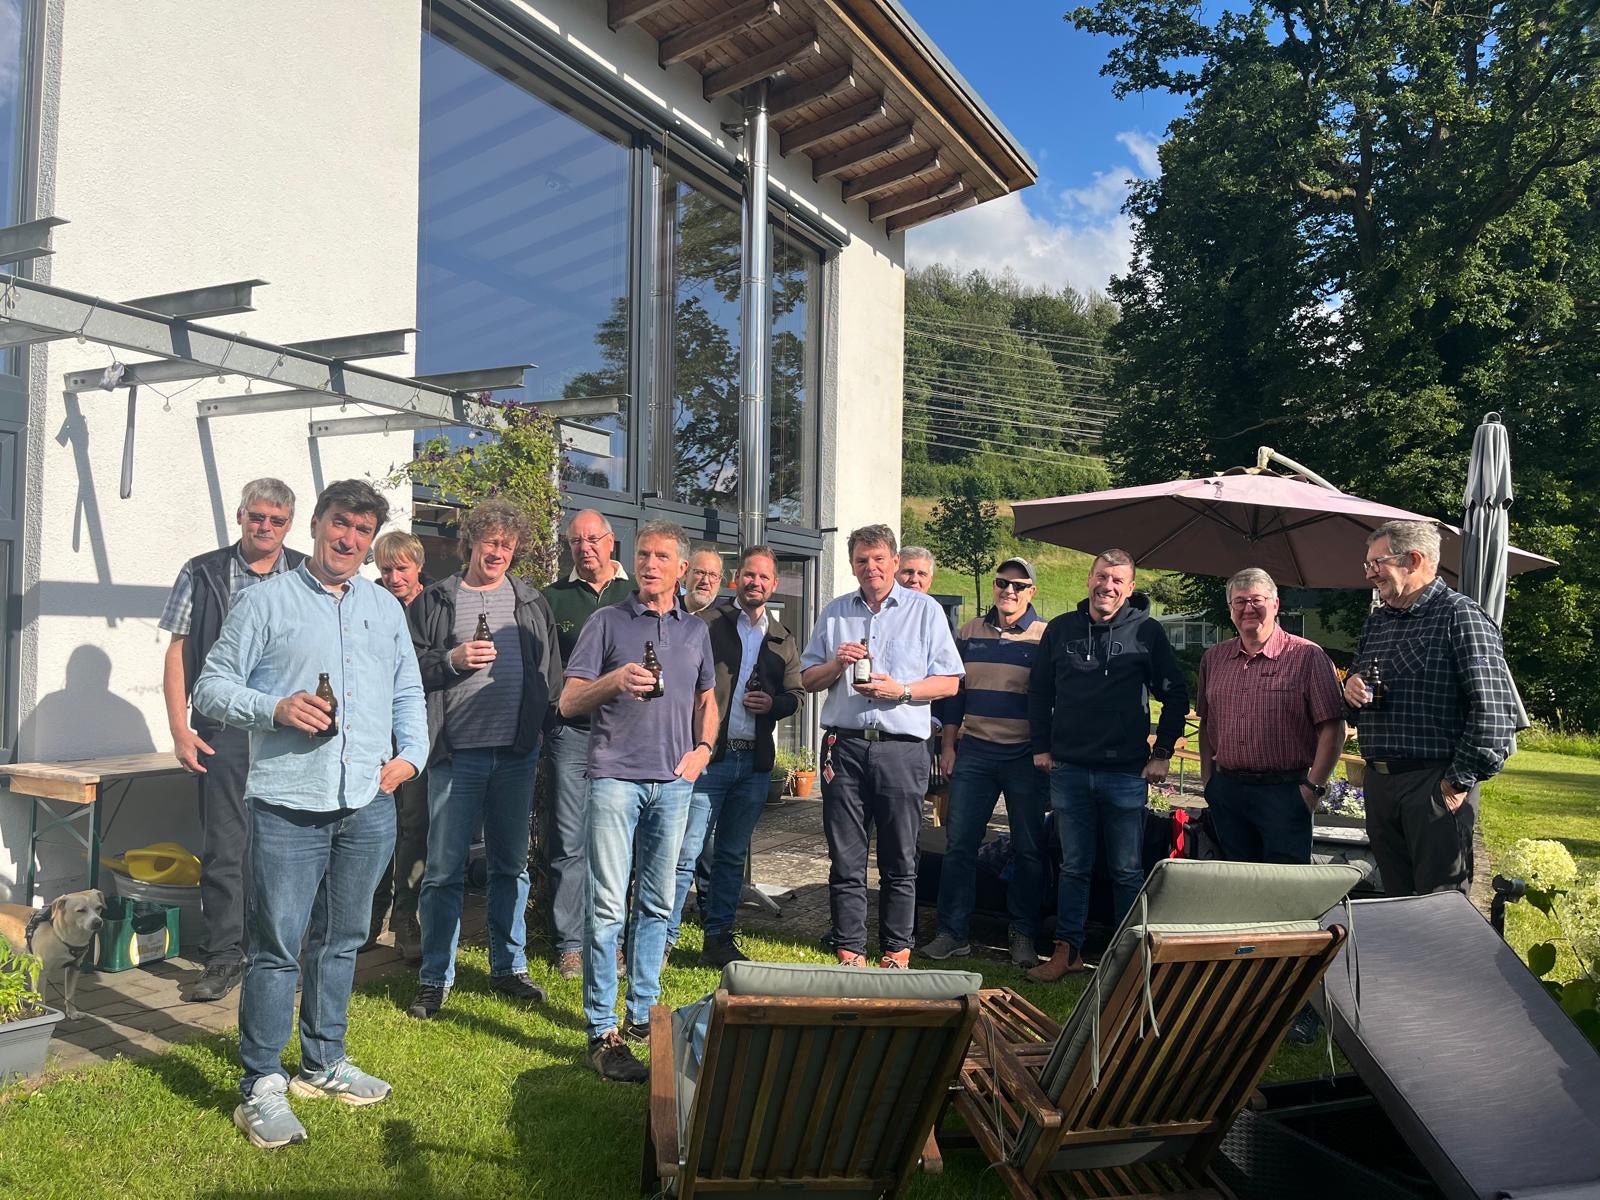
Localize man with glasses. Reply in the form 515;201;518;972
407;500;562;1021
160;478;304;1004
1197;568;1345;865
683;548;725;614
541;509;632;978
1344;520;1518;896
1027;550;1188;981
919;557;1048;968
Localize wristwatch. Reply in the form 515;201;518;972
1301;779;1328;798
899;685;913;703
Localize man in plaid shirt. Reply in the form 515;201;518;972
1344;520;1519;896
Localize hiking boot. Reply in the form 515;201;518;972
588;1029;648;1083
622;1019;650;1045
1286;1006;1322;1046
555;951;582;980
289;1057;392;1107
190;960;244;1003
394;917;422;965
490;973;549;1004
699;934;749;969
406;983;449;1020
1009;930;1041;969
917;931;970;961
661;940;675;972
835;948;868;967
234;1074;307;1149
879;949;911;970
1027;942;1089;982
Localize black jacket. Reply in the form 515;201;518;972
1028;593;1188;770
408;574;563;768
698;601;804;773
181;542;307;736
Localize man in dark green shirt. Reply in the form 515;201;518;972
541;509;632;978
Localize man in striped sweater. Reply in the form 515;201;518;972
918;557;1049;968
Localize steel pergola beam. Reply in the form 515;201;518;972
414;365;533;392
0;216;68;266
121;279;267;320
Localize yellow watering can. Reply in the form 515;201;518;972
100;842;202;887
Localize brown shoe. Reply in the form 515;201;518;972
878;949;910;969
835;948;867;967
1026;942;1088;983
555;951;582;980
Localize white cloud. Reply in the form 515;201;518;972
905;129;1164;296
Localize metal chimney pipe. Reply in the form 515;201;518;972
737;80;772;549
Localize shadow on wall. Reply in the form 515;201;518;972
18;644;155;760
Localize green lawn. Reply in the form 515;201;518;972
0;928;1335;1200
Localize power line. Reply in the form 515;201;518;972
920;404;1105;443
915;356;1111;388
907;326;1114;371
910;382;1117;421
917;395;1109;433
914;372;1116;413
906;318;1115;365
902;428;1102;466
908;309;1111;350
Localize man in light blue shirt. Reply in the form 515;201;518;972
194;479;426;1150
801;524;962;968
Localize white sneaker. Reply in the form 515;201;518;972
234;1074;307;1149
288;1057;392;1107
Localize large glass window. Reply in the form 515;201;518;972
663;174;741;511
769;233;817;524
416;29;632;489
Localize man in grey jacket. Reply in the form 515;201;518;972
405;499;562;1021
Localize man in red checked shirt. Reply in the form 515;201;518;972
1197;568;1345;864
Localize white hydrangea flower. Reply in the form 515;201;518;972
1554;880;1600;980
1499;838;1579;892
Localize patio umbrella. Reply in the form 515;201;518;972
1011;453;1557;589
1460;411;1531;727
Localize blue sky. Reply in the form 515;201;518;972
902;1;1189;297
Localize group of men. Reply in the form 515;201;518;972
161;482;1519;1143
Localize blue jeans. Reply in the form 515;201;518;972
667;750;768;943
935;739;1049;942
1051;764;1148;949
541;722;591;955
584;777;692;1037
419;746;538;988
239;795;395;1100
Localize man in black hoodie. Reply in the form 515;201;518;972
1027;549;1188;980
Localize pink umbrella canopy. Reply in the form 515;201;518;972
1011;469;1557;589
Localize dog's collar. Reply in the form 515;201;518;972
26;905;94;967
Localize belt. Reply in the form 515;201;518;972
1217;767;1305;785
727;738;757;752
1366;758;1447;775
828;727;924;744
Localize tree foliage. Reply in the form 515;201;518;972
927;474;1005;609
1071;0;1600;725
386;401;564;586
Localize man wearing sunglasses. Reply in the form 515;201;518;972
1196;568;1345;865
1343;520;1518;896
160;478;304;1003
919;558;1048;968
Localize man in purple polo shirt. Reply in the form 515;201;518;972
559;519;718;1083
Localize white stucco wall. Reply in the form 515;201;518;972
1;0;422;900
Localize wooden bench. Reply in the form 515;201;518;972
1;752;185;904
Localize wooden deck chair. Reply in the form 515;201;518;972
945;860;1361;1200
643;960;982;1198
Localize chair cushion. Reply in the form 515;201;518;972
720;960;982;1001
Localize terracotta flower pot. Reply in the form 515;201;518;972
791;770;817;799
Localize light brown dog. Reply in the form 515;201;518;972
0;890;106;1019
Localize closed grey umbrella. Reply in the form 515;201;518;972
1461;412;1530;728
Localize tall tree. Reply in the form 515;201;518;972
927;474;1004;609
1072;0;1600;725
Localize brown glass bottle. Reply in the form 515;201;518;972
1365;659;1388;706
745;666;763;694
313;672;339;738
643;640;665;700
473;611;492;643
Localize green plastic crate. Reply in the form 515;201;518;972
96;895;179;971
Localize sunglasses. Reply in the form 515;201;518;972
993;578;1032;593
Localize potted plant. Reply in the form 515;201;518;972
769;749;804;805
0;938;63;1084
790;748;818;799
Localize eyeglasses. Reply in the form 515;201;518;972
245;512;289;529
1229;597;1271;610
690;569;721;581
993;579;1032;593
569;533;611;546
1361;552;1407;573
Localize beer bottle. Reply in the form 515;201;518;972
1365;658;1388;706
473;611;492;643
643;640;665;700
313;672;339;738
851;631;873;685
745;666;763;694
